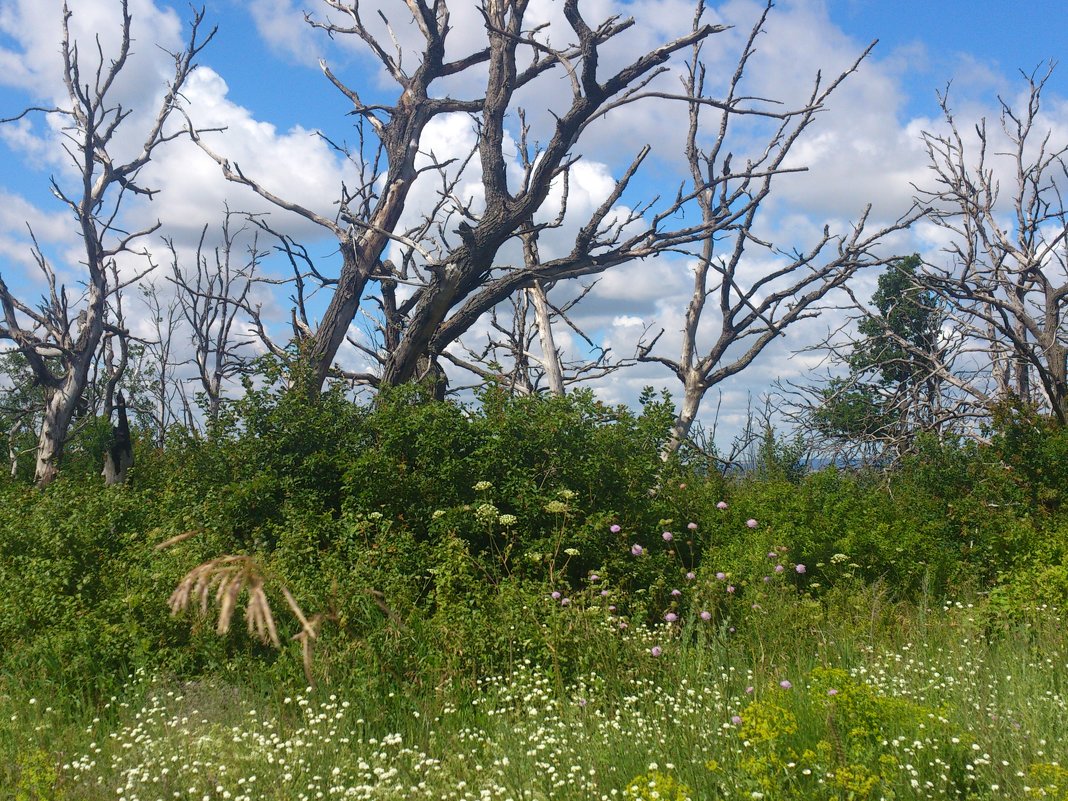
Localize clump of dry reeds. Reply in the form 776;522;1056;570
167;554;281;646
160;532;325;686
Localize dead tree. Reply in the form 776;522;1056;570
189;0;824;397
102;390;133;485
445;134;593;397
135;279;184;445
917;65;1068;422
167;211;261;428
440;213;614;396
442;276;634;396
0;2;214;485
638;2;919;458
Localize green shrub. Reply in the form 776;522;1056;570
3;358;1067;699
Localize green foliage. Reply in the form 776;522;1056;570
991;404;1068;513
852;254;940;384
0;351;44;424
4;344;1068;801
1025;763;1068;800
13;747;61;801
731;667;957;801
625;770;693;800
808;666;928;746
752;425;809;484
0;354;1066;709
812;379;894;442
986;518;1068;621
0;350;131;481
813;255;944;459
0;367;688;694
0;474;238;701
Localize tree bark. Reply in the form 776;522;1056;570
35;371;91;486
528;280;565;397
102;391;133;485
662;377;706;460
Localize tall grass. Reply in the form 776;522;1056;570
6;593;1066;800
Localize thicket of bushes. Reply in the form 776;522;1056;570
2;371;1067;699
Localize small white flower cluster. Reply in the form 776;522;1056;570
33;604;1068;800
475;502;500;524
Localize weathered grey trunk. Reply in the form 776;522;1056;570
528;281;564;397
8;423;21;479
34;382;83;486
1043;340;1068;424
415;353;449;401
307;247;373;394
33;290;105;486
662;378;705;460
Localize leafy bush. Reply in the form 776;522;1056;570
0;475;235;695
991;405;1068;513
2;361;1067;699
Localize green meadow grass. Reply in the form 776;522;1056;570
5;595;1066;801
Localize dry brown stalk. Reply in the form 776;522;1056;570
167;555;280;648
162;533;403;689
154;530;201;550
161;531;337;687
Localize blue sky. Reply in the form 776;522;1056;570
187;0;1068;128
831;0;1065;103
0;0;1065;442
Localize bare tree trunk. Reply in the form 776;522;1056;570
988;315;1013;403
520;222;565;396
414;353;449;401
528;281;564;397
1014;314;1031;403
0;1;213;485
30;281;104;485
663;378;706;459
637;7;916;459
1035;328;1068;423
35;376;88;486
7;423;17;479
102;391;133;485
307;248;371;393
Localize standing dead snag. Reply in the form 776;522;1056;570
166;210;262;428
191;0;773;395
0;1;214;485
442;225;628;396
639;2;919;457
916;65;1068;422
102;391;133;485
